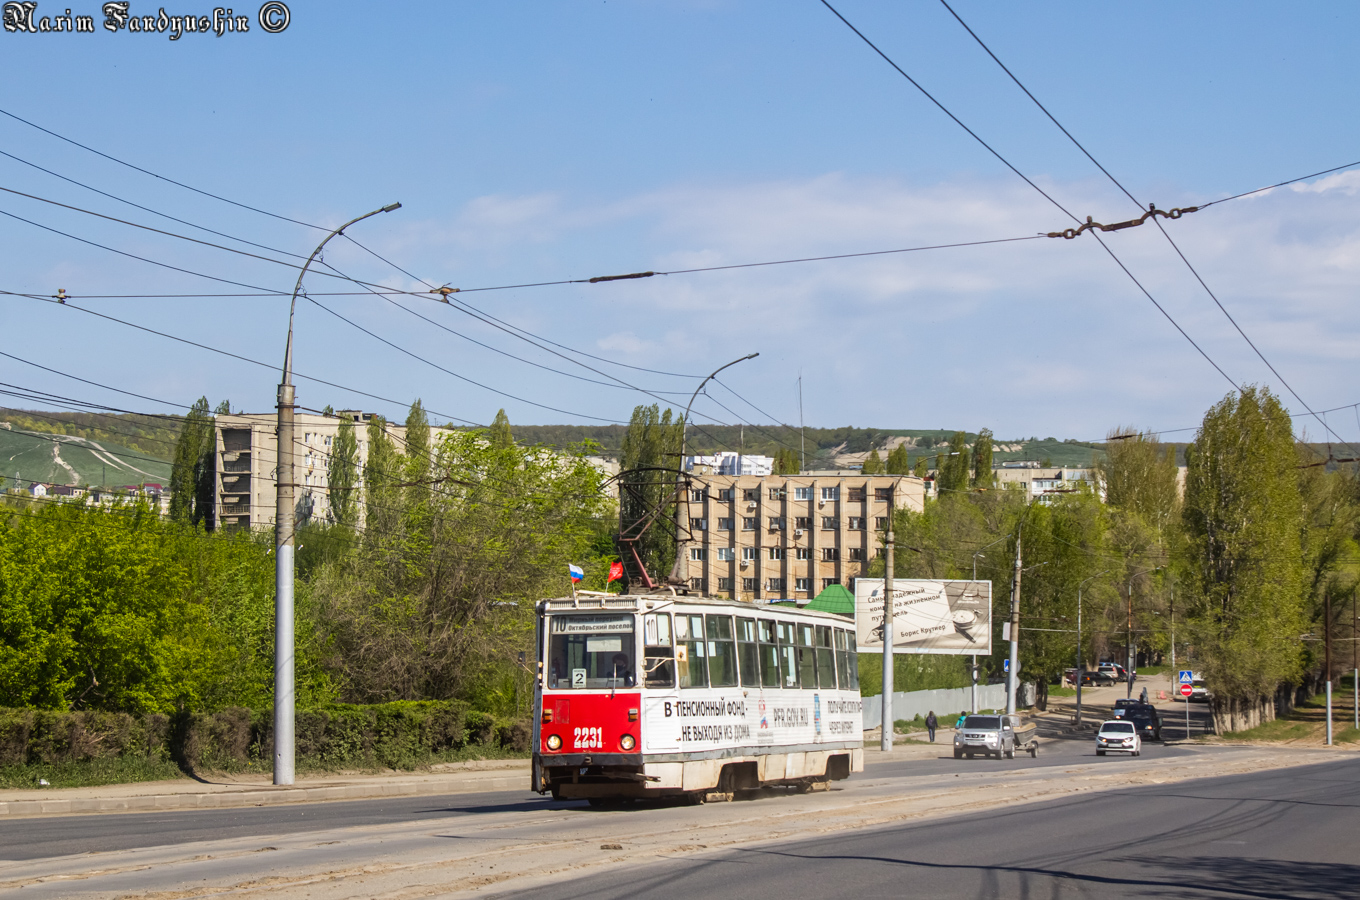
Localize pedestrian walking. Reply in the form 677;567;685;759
926;710;938;742
1139;686;1148;704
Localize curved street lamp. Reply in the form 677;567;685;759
274;202;400;786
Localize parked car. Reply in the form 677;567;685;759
953;714;1038;759
1078;669;1115;687
1189;680;1212;703
1097;663;1134;683
1096;719;1142;756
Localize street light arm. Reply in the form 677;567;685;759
282;202;402;381
679;352;759;458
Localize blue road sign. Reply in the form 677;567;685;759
1003;659;1010;673
1178;670;1194;684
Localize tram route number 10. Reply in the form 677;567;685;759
573;726;604;749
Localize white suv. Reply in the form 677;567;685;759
1096;719;1141;756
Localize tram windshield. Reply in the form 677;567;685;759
547;615;636;689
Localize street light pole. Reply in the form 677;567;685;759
1124;565;1162;700
881;523;895;752
274;202;400;787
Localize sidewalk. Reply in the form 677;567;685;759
0;758;531;818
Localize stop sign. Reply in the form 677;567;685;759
1180;683;1193;697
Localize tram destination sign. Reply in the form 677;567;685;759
855;579;992;655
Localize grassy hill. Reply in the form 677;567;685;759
0;426;172;489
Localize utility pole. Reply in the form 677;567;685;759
274;202;400;786
881;517;895;752
1169;584;1176;674
1007;526;1022;714
1126;573;1135;700
1325;591;1333;746
798;374;805;473
1352;590;1357;732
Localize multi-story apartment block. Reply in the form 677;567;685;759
676;471;925;602
215;410;436;532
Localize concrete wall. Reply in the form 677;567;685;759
862;683;1010;729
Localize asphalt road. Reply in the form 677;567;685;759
508;756;1360;900
0;728;1202;862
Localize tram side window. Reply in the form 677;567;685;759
759;619;781;687
846;629;860;689
675;614;709;689
834;628;851;689
706;615;738;687
778;621;800;689
547;615;635;689
815;625;837;689
736;617;760;687
643;612;675;689
796;623;817;689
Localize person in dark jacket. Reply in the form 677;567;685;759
926;710;938;742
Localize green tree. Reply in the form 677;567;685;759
1182;387;1307;732
404;399;431;500
773;447;800;475
168;397;214;525
488;408;514;450
327;415;360;528
364;415;402;537
862;448;884;474
619;404;683;586
912;454;928;479
972;428;994;489
936;432;972;495
885;444;910;475
1096;427;1180;535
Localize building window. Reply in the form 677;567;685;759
796;548;812;560
794;487;812;501
876;516;888;529
769;516;786;531
768;487;786;500
717;547;735;561
769;547;785;560
821;516;839;530
718;577;733;591
848;516;865;530
795;516;812;530
718;488;734;501
690;548;708;561
742;577;758;592
795;577;811;592
849;547;866;561
690;517;707;531
690;489;706;502
743;488;759;501
822;578;839;589
767;577;786;592
742;516;757;531
742;547;758;562
821;486;839;501
848;487;866;502
690;577;705;591
875;487;892;501
717;517;734;531
822;547;839;561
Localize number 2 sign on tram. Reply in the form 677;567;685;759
532;592;865;804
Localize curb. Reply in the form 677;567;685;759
0;764;532;818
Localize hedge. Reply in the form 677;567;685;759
0;701;530;779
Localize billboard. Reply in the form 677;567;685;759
855;579;992;655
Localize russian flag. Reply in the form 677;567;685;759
568;564;585;582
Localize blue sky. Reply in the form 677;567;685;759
2;1;1358;445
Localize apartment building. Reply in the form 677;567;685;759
676;471;925;603
991;462;1098;502
215;410;429;532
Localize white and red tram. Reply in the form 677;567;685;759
532;593;864;802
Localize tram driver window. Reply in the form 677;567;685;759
547;615;635;689
643;612;675;689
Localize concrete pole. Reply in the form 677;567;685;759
881;527;894;752
1007;528;1022;714
1126;575;1134;700
1326;680;1333;746
1075;582;1083;728
273;383;296;785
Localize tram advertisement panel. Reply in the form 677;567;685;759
643;690;863;753
855;579;992;655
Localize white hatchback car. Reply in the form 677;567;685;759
1096;719;1141;756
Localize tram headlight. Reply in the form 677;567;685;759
619;734;636;751
546;734;562;751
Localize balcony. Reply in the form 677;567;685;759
221;453;252;474
221;503;251;516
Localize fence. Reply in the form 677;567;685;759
862;683;1011;729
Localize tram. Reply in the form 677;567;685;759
532;592;865;802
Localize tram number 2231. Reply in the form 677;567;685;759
573;726;604;749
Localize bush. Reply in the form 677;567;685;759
0;701;529;787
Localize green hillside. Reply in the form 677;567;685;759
0;427;172;489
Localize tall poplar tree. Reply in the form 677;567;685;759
936;431;972;495
488;409;514;450
885;444;910;475
1182;387;1306;731
971;428;994;488
862;448;884;474
327;415;360;528
169;396;214;526
619;404;683;585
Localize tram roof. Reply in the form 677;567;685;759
539;593;854;623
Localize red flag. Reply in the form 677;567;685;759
607;561;624;582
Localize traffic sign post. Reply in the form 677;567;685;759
1178;670;1193;685
1179;679;1193;740
1180;683;1193;697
